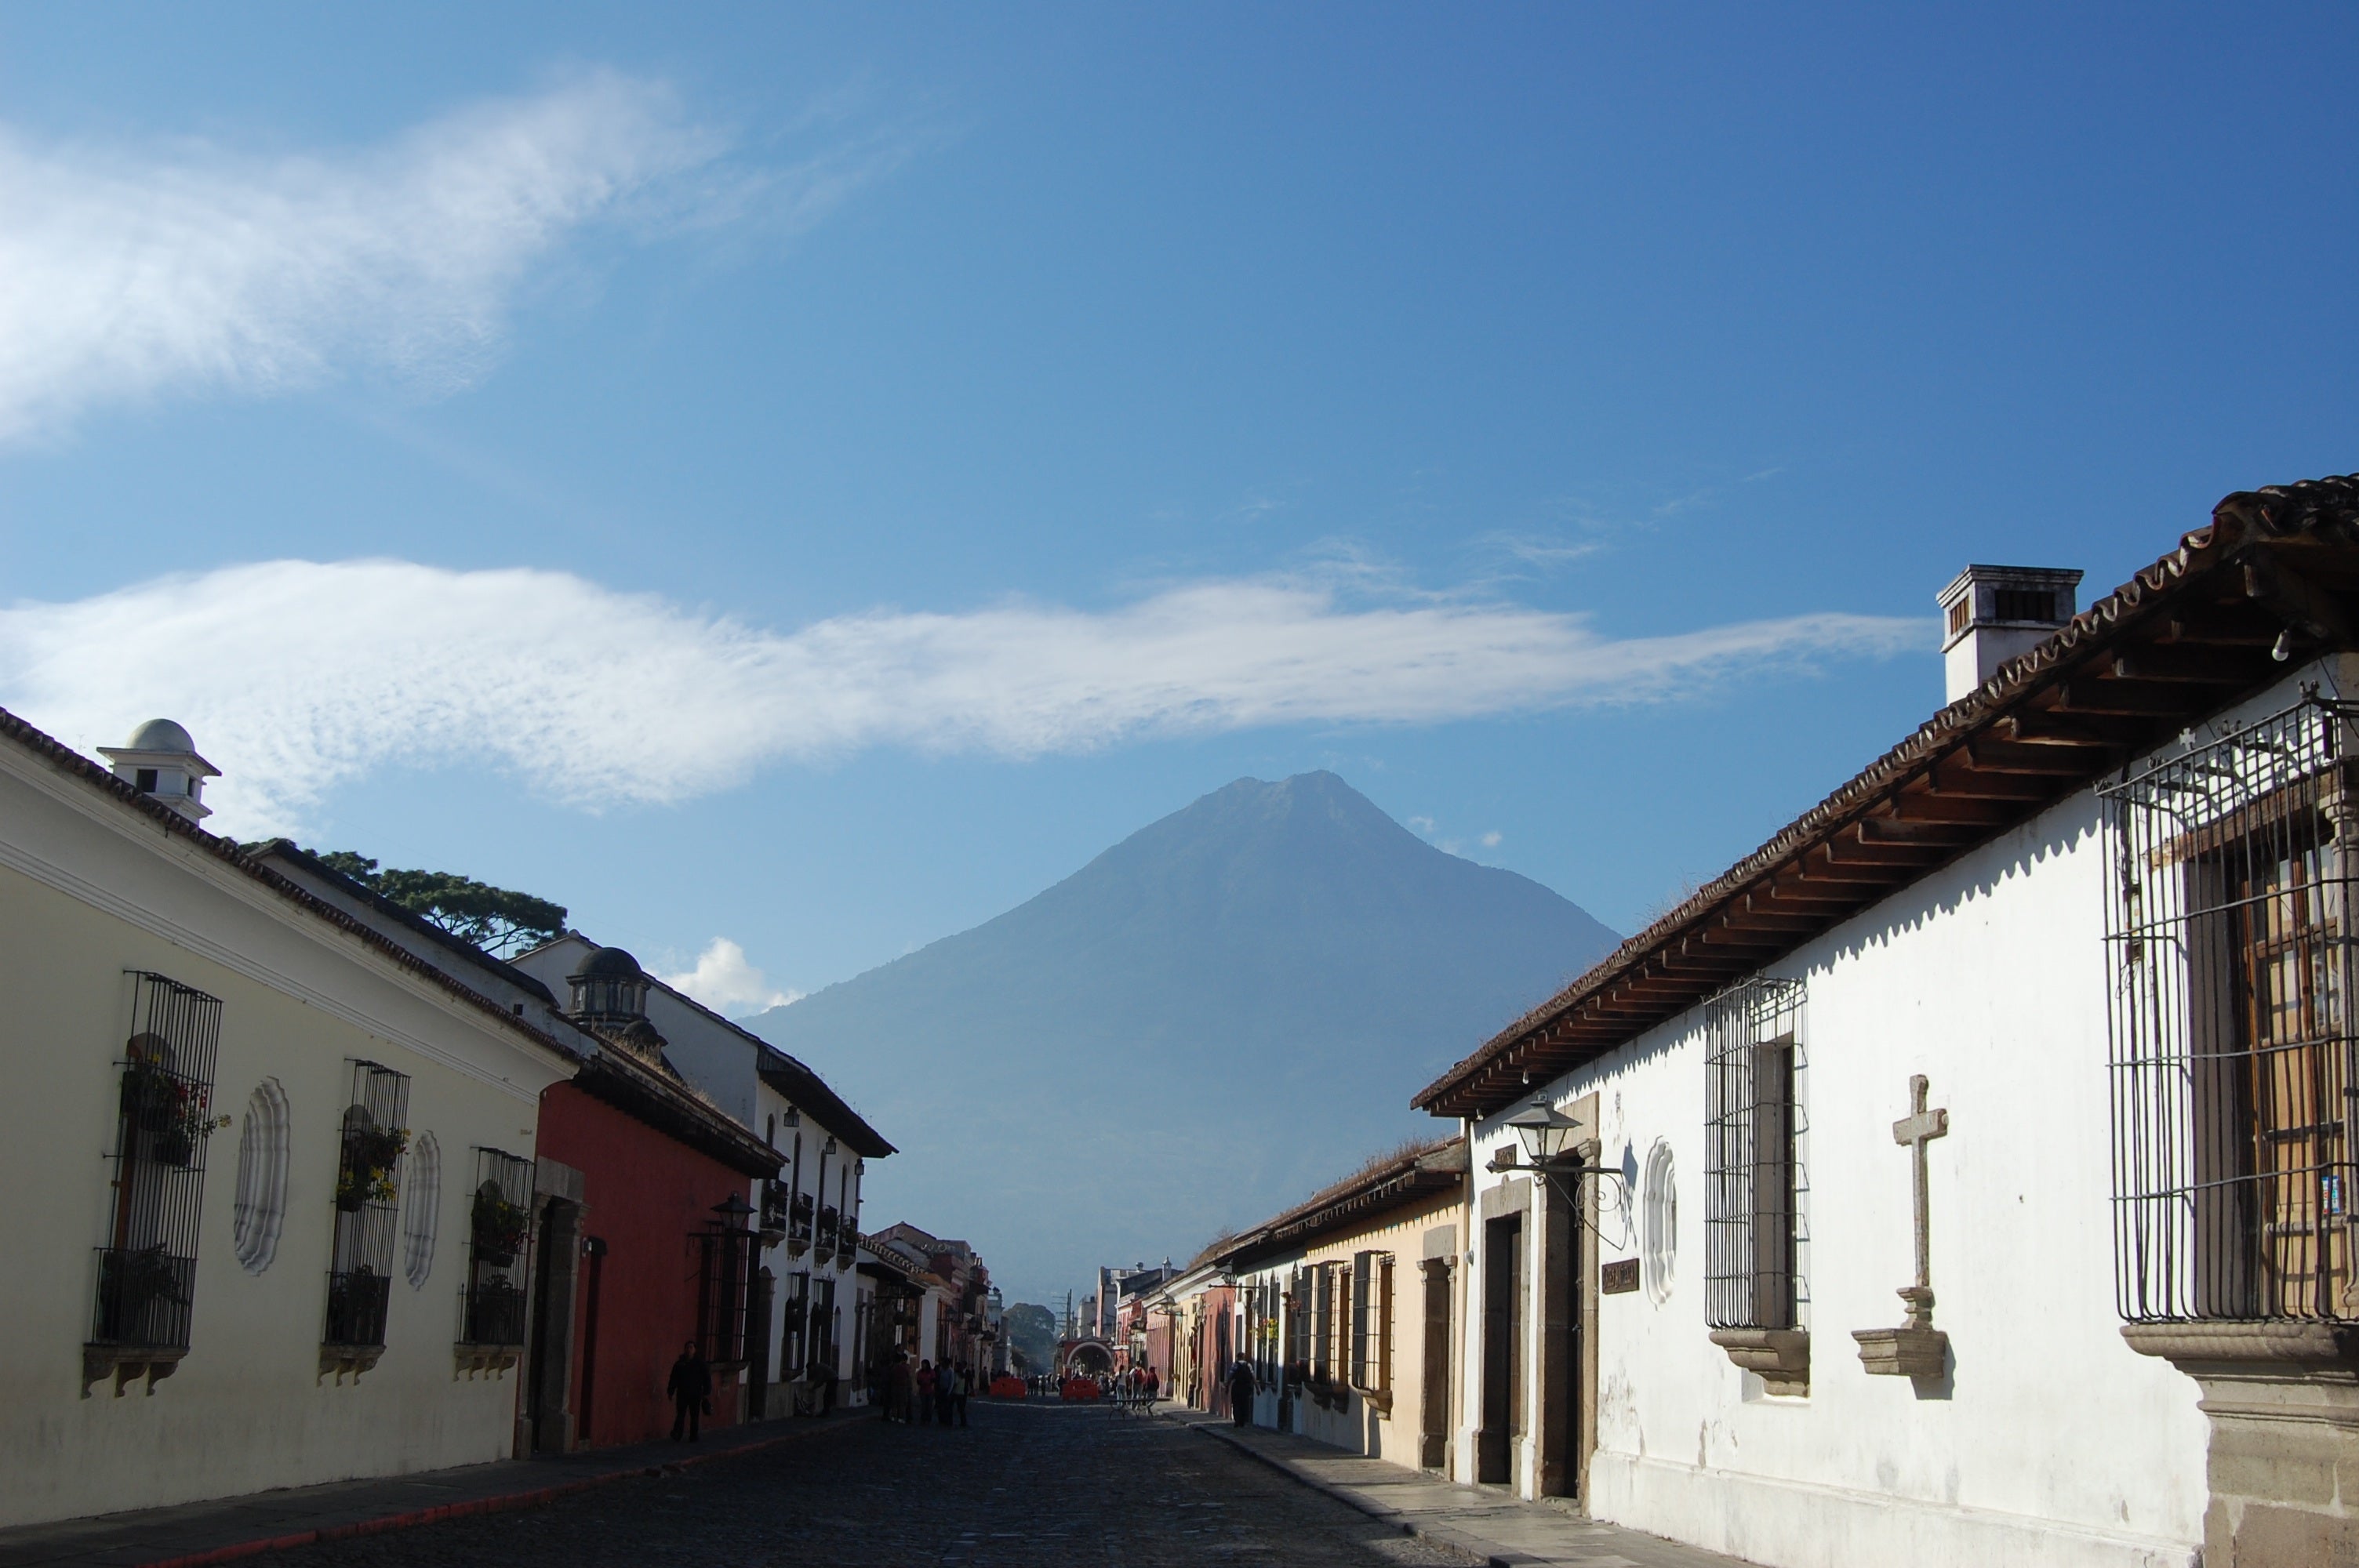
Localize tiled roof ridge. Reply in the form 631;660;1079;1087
0;706;583;1069
1210;1134;1463;1266
1412;473;2359;1113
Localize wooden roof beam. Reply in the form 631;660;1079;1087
2110;646;2276;684
1961;738;2110;774
2057;679;2208;717
2007;710;2156;745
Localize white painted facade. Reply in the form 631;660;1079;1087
0;726;576;1529
510;935;880;1413
1450;662;2351;1568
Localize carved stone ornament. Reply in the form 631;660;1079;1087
454;1344;522;1381
318;1343;385;1385
1856;1076;1951;1379
81;1344;184;1399
1709;1327;1810;1396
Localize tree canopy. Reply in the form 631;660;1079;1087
314;850;567;960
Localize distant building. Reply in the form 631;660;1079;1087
512;935;892;1417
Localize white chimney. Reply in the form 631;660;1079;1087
1936;565;2082;705
98;718;219;822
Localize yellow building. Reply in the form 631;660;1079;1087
1201;1138;1467;1471
0;715;580;1527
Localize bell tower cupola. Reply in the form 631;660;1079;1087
97;719;219;822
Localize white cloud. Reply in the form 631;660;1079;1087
0;557;1934;836
1479;830;1503;848
0;71;887;441
659;937;801;1016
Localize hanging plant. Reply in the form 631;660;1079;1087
471;1187;532;1265
335;1123;410;1211
119;1058;182;1133
103;1245;187;1311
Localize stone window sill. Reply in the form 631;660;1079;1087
1709;1327;1810;1396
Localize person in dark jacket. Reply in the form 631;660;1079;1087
668;1340;713;1442
1227;1358;1256;1427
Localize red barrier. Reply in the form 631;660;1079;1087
1060;1377;1103;1401
988;1375;1027;1399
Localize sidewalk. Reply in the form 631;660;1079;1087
1167;1409;1757;1568
0;1410;870;1568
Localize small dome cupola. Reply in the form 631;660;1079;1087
97;719;220;822
568;946;651;1026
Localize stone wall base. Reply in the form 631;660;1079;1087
1585;1450;2197;1568
2122;1322;2359;1568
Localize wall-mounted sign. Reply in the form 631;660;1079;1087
1601;1258;1641;1295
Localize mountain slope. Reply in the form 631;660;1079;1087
745;772;1616;1299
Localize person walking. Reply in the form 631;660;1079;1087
1227;1356;1256;1428
885;1352;911;1422
1143;1364;1161;1405
935;1359;958;1426
952;1361;971;1428
667;1340;712;1443
915;1359;938;1425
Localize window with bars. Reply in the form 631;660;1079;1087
1349;1250;1394;1394
2105;697;2359;1323
809;1276;838;1374
780;1269;811;1375
460;1149;533;1347
325;1062;410;1349
93;972;227;1356
1703;978;1805;1331
1287;1269;1310;1377
697;1214;757;1366
1312;1263;1335;1381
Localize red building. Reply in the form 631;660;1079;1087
525;948;782;1451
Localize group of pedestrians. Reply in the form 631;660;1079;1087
881;1352;976;1426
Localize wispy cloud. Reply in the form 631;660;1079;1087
0;71;891;441
659;938;801;1016
0;558;1934;835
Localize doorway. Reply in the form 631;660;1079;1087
1478;1213;1523;1485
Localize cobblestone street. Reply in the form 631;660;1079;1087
262;1405;1473;1568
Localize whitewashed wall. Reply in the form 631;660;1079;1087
0;750;572;1529
1451;666;2350;1568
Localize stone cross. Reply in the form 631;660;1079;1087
1892;1074;1949;1329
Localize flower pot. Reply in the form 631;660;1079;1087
474;1247;517;1269
336;1187;369;1213
153;1133;194;1167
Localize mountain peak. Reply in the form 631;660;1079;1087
748;771;1617;1298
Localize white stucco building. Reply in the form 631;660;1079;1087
512;935;893;1415
0;715;580;1528
1413;475;2359;1568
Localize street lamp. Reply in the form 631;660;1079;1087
1504;1099;1583;1166
1496;1097;1624;1225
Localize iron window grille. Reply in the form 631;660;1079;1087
2104;695;2359;1323
696;1211;758;1366
760;1179;789;1236
92;972;227;1355
1703;977;1806;1331
809;1276;838;1374
325;1062;410;1348
1349;1250;1394;1394
780;1269;811;1376
1312;1263;1335;1381
1286;1269;1310;1379
460;1149;535;1348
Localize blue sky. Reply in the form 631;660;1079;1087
3;7;2355;1160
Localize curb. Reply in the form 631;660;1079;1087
1172;1414;1523;1568
134;1415;862;1568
